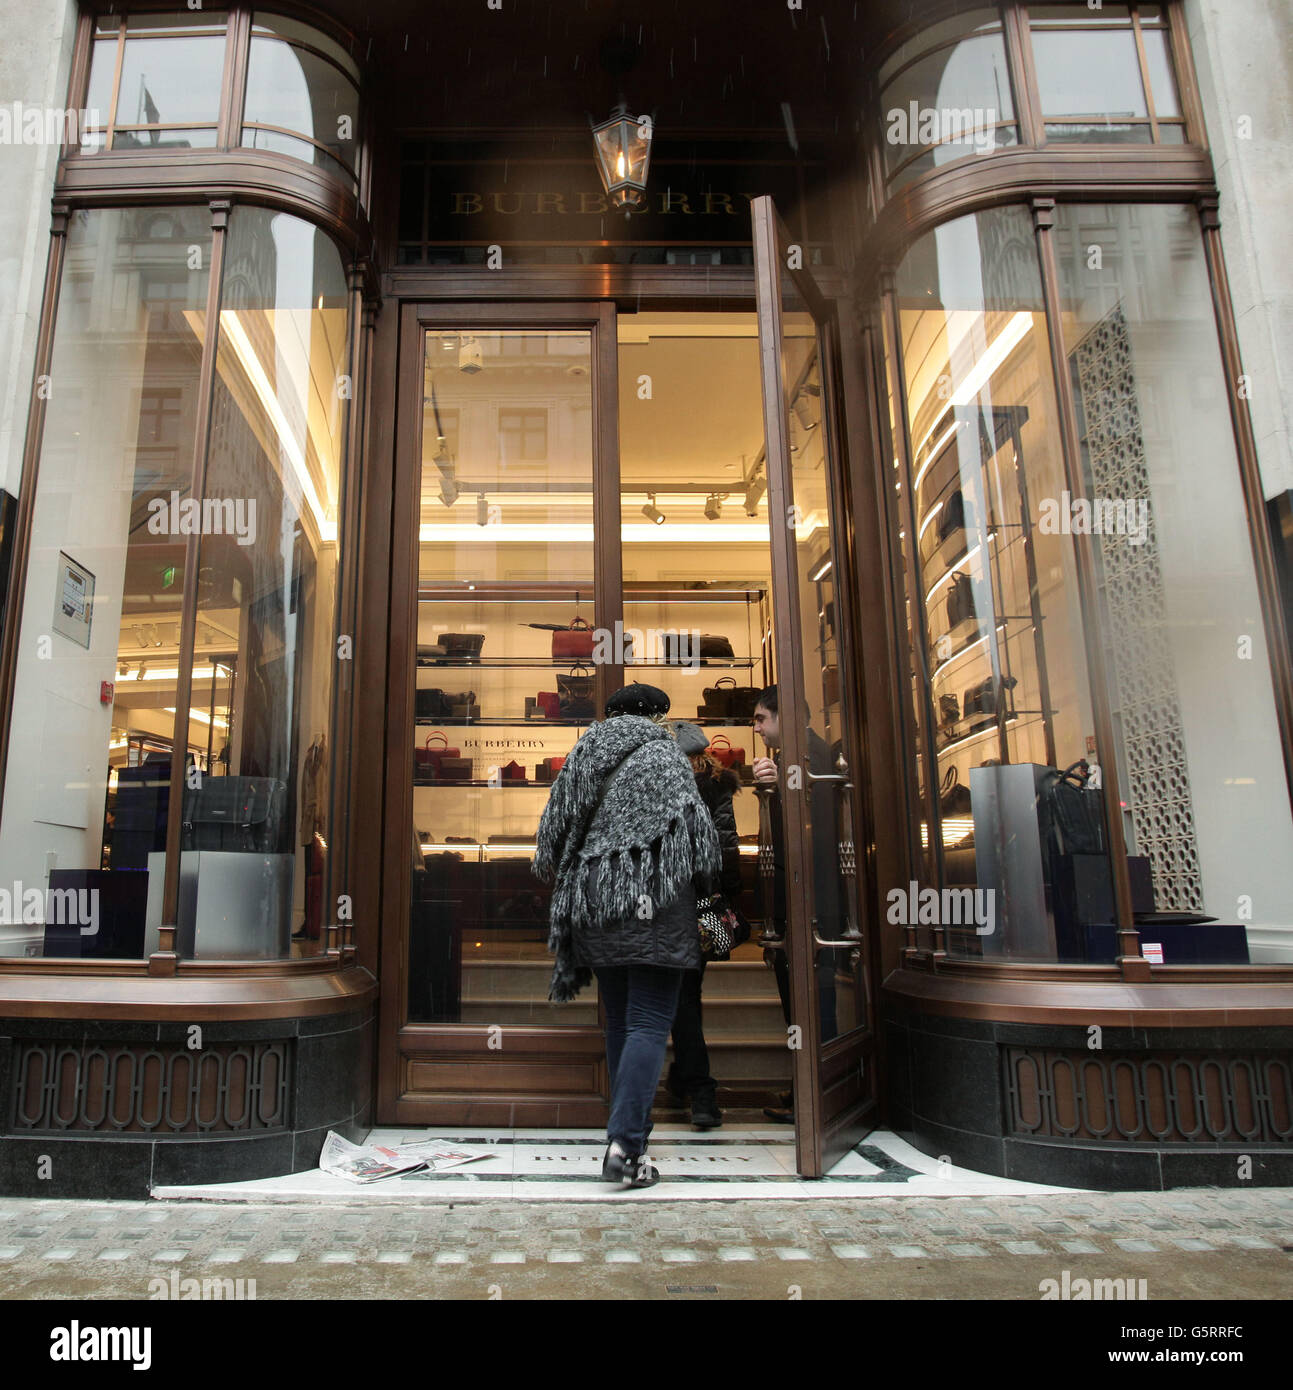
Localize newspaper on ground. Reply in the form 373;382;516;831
396;1138;494;1171
319;1130;429;1183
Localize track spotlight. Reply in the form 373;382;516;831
641;493;666;525
704;493;722;520
431;435;459;508
792;394;818;432
458;334;483;373
744;475;766;515
439;472;460;508
476;492;489;527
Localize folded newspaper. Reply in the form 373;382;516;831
319;1130;491;1183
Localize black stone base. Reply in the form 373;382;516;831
0;1008;375;1199
884;1004;1293;1192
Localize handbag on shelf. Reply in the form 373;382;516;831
439;632;485;659
701;677;738;716
937;488;969;543
708;735;746;771
939;693;960;726
437;756;474;782
963;674;1017;719
416;643;447;664
1040;761;1106;858
537;691;561;720
181;776;286;853
697;892;748;962
661;631;736;665
414;732;460;782
939;765;972;817
557;664;595;719
500;760;527;782
945;571;975;629
535;756;567;784
444;690;478;719
552;615;595;660
415;687;450;720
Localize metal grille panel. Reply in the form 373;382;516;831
9;1039;292;1136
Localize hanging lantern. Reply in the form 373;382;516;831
592;105;653;211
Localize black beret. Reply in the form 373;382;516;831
604;683;671;717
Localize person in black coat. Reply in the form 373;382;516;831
666;720;743;1129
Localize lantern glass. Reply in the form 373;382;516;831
592;112;652;207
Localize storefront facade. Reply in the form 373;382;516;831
0;0;1289;1197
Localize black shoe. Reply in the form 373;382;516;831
690;1093;722;1130
762;1106;794;1124
601;1145;627;1183
777;1090;792;1108
621;1153;660;1189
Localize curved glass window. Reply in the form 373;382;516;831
242;14;361;187
81;12;229;154
1030;4;1186;144
877;9;1018;192
0;206;354;962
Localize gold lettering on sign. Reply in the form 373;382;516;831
659;190;694;214
704;192;738;215
491;192;523;214
577;191;609;214
451;193;483;214
534;192;567;214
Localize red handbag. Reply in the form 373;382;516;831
552;616;595;659
708;735;745;769
501;760;527;782
536;756;567;784
414;731;460;779
537;691;561;719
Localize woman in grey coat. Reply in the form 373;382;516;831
533;683;720;1188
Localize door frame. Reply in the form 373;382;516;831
377;299;620;1127
751;196;880;1175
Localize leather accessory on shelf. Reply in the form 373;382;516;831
708;735;745;770
939;693;960;725
537;691;561;719
552;615;594;659
945;571;975;629
439;632;485;658
937;487;967;542
702;677;738;715
535;756;567;784
437;756;473;781
500;760;527;782
661;631;735;664
1040;761;1106;857
414;732;460;781
415;687;450;720
181;776;286;853
557;664;595;718
939;765;972;817
417;643;446;664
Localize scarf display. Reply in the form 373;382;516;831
533;715;720;1001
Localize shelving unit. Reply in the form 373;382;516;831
913;404;1057;834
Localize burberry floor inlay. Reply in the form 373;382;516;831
150;1129;1079;1203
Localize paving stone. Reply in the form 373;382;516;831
1172;1238;1215;1252
1140;1219;1179;1231
1229;1236;1277;1250
718;1248;757;1261
1037;1222;1075;1234
261;1250;300;1264
890;1245;932;1258
207;1251;246;1264
151;1249;188;1262
320;1252;357;1264
1114;1239;1159;1253
1089;1221;1127;1233
947;1244;990;1257
604;1250;641;1263
490;1251;525;1264
0;1249;24;1261
1198;1219;1237;1230
774;1248;812;1260
97;1250;132;1261
830;1245;870;1259
984;1225;1018;1235
1001;1241;1046;1255
548;1250;583;1263
41;1249;76;1261
434;1251;469;1265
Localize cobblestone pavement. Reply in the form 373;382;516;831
0;1187;1291;1301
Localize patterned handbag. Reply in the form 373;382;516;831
697;893;746;961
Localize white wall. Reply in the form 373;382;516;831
1185;0;1293;501
0;0;78;501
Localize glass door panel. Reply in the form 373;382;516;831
752;197;875;1176
409;328;599;1026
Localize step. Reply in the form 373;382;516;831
460;958;781;1000
458;994;785;1034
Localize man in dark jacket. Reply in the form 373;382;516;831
752;685;842;1120
666;720;743;1130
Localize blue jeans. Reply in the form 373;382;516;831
594;964;684;1155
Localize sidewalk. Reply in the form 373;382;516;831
0;1184;1289;1301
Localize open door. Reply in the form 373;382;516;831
752;196;877;1176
